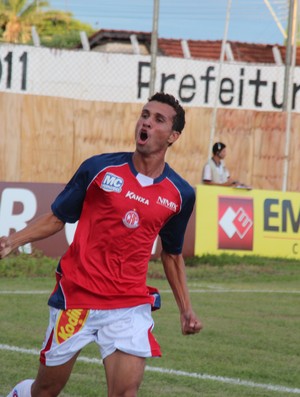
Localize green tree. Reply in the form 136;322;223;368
0;0;95;48
35;10;95;48
0;0;49;43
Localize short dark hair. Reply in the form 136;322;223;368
212;142;226;155
148;92;185;133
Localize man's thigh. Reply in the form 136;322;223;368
103;350;146;396
32;351;81;397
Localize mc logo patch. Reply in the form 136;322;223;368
55;309;89;344
101;172;124;193
218;196;253;251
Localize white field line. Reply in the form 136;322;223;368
167;289;300;294
0;344;299;395
0;288;300;295
0;290;50;294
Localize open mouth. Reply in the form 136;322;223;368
137;129;149;144
140;131;148;141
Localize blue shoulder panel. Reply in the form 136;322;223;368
51;152;131;223
159;168;195;255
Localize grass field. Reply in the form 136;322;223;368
0;254;300;396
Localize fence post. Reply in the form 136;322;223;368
149;0;160;97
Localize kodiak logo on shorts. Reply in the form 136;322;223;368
55;309;89;344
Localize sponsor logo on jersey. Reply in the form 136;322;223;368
123;210;140;228
101;172;124;193
125;190;149;205
55;309;89;344
218;196;253;250
156;196;178;212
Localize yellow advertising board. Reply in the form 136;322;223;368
195;185;300;258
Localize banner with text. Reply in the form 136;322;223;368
1;44;300;112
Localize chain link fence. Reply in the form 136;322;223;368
0;42;298;112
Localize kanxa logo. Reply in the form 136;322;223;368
218;197;253;251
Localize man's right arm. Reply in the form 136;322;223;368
0;212;64;259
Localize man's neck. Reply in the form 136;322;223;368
212;154;221;166
132;151;165;179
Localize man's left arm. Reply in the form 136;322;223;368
161;250;203;335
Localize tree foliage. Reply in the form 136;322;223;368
0;0;49;43
0;0;95;48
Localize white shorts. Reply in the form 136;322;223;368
40;304;161;366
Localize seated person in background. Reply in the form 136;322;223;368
202;142;238;186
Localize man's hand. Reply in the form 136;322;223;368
0;213;64;260
180;310;203;335
0;236;13;259
225;178;238;187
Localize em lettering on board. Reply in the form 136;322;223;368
264;198;300;256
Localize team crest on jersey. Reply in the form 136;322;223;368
55;309;89;344
123;210;140;228
156;196;178;212
101;172;124;193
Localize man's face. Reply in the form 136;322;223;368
218;148;227;159
135;101;179;155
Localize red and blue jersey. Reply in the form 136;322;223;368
49;152;195;310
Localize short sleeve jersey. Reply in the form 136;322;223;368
202;158;230;184
48;152;195;310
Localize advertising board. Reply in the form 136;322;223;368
195;185;300;258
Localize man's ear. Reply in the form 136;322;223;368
167;131;180;145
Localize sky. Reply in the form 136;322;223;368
49;0;289;45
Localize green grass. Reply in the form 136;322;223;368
0;253;300;396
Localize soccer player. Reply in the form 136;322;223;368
0;92;203;397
